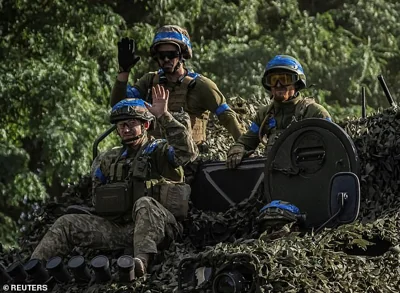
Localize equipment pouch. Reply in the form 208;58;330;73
94;181;133;216
157;181;191;220
131;156;148;180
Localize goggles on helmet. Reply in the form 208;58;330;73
265;72;300;87
116;119;142;131
156;50;180;60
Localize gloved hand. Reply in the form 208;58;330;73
226;144;246;169
118;37;141;73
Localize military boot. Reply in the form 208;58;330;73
134;254;149;277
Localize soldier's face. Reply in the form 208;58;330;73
156;44;181;73
271;82;296;102
116;119;150;145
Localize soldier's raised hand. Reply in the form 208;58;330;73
146;85;169;118
118;37;141;73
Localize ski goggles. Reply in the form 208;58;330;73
264;72;299;87
156;50;180;60
116;119;142;131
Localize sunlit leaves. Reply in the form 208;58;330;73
0;0;122;246
3;0;400;248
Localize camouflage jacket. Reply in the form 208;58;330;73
92;111;198;198
110;71;244;143
235;94;332;154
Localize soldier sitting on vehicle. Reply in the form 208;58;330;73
226;55;332;169
30;85;198;277
111;25;244;151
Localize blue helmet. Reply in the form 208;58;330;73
110;98;155;124
150;25;193;60
261;55;306;91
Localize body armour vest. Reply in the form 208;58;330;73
259;97;316;154
94;139;191;222
94;140;163;223
147;70;209;144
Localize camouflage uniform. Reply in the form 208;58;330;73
227;55;332;168
237;93;331;154
31;110;198;261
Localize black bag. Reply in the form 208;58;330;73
94;181;133;216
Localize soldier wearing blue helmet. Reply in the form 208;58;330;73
111;25;244;150
31;86;198;277
226;55;331;169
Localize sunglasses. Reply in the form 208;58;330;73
156;51;180;60
116;119;141;131
265;73;299;87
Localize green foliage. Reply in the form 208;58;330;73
124;0;400;109
2;0;400;248
0;139;46;246
0;0;123;246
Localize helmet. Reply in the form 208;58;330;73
110;98;155;124
150;25;193;60
256;200;305;232
261;55;306;91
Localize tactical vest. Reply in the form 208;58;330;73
94;139;190;222
147;70;209;144
259;97;316;154
94;141;154;222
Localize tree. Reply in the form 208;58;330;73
2;0;400;246
0;0;123;246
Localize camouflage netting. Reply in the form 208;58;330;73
1;99;400;292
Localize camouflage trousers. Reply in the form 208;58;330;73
31;197;181;261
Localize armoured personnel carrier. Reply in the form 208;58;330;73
1;98;400;292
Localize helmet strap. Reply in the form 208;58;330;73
172;60;183;73
120;124;147;145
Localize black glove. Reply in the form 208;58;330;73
118;37;141;73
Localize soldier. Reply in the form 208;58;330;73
31;85;198;277
111;25;244;151
226;55;332;169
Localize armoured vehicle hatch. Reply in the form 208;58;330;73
265;118;360;228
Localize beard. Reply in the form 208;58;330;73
162;66;174;73
273;92;289;102
161;60;182;73
272;86;295;102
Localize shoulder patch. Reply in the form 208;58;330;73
142;139;167;155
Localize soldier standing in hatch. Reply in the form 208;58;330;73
226;55;332;169
111;25;244;151
31;86;198;277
